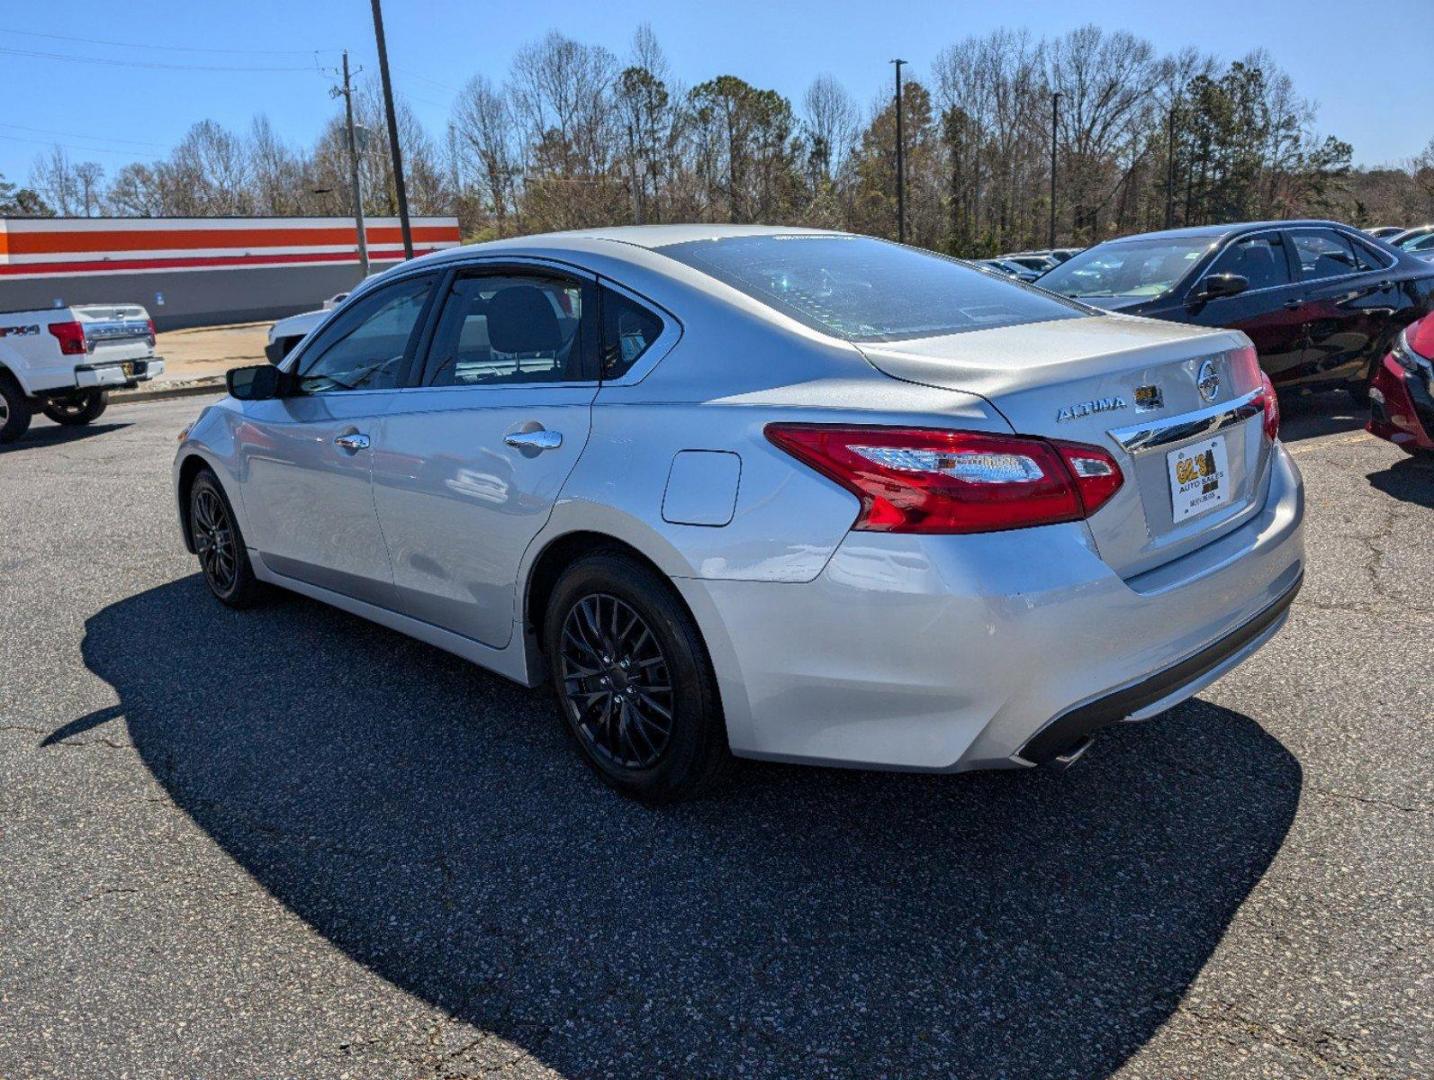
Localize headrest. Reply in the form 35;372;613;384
485;285;561;354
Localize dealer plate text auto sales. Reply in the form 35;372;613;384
1168;435;1231;522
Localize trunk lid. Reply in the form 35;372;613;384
858;314;1272;578
72;304;155;364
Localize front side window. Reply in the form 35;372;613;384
1289;230;1360;280
602;288;664;378
297;274;436;393
426;273;588;387
1205;234;1292;291
1039;236;1214;299
658;234;1085;343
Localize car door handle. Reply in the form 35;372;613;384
504;429;563;451
1283;299;1305;310
334;432;370;451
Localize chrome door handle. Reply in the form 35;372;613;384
504;429;563;451
334;432;370;451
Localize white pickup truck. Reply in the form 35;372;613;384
0;303;164;443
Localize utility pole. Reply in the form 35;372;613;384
330;50;370;278
1049;91;1060;249
369;0;413;259
891;59;906;243
1165;98;1178;229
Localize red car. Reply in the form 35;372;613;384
1368;313;1434;455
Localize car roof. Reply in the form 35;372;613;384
421;223;846;262
1103;220;1357;245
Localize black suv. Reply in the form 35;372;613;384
1038;220;1434;397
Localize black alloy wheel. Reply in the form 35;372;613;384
542;551;731;802
193;485;238;594
558;592;675;770
189;470;262;608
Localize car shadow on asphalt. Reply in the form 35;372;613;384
1367;454;1434;507
1276;390;1366;443
79;576;1302;1078
0;421;132;453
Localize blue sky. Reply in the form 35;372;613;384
3;0;1431;186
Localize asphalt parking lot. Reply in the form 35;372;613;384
1;393;1430;1079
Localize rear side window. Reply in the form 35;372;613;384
425;273;590;386
1290;230;1360;280
601;288;664;378
1206;235;1292;290
1352;239;1393;272
658;234;1085;343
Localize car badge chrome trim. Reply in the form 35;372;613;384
1056;396;1127;423
1197;359;1220;403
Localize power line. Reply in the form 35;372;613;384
0;122;166;150
0;133;149;159
0;25;337;56
0;44;316;73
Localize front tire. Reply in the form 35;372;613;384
190;469;263;608
0;372;33;444
543;551;731;803
42;389;108;426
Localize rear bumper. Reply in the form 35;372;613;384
678;443;1305;772
1017;568;1301;763
74;357;164;390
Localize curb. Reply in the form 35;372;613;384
112;377;227;405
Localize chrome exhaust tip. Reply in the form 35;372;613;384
1053;734;1095;769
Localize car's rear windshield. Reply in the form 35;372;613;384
1039;236;1217;299
656;234;1087;342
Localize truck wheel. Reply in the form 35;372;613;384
0;372;33;444
42;390;109;426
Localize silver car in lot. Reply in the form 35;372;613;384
174;225;1305;801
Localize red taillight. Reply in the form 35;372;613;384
48;320;87;355
764;424;1124;534
1257;371;1279;442
145;318;157;346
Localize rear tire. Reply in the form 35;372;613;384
190;469;263;609
0;372;32;444
542;551;731;803
42;389;108;426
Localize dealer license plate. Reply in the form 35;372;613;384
1168;435;1231;522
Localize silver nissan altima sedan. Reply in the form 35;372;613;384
174;225;1305;802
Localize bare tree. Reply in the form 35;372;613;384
453;73;519;235
30;146;80;215
1048;26;1160;239
803;74;858;184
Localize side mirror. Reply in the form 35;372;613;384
226;363;288;401
1194;273;1249;302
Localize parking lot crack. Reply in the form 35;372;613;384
1172;999;1374;1075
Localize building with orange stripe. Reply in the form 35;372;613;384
0;215;461;330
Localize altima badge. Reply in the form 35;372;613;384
1056;396;1128;422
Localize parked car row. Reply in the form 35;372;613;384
1387;224;1434;259
1035;219;1434;399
